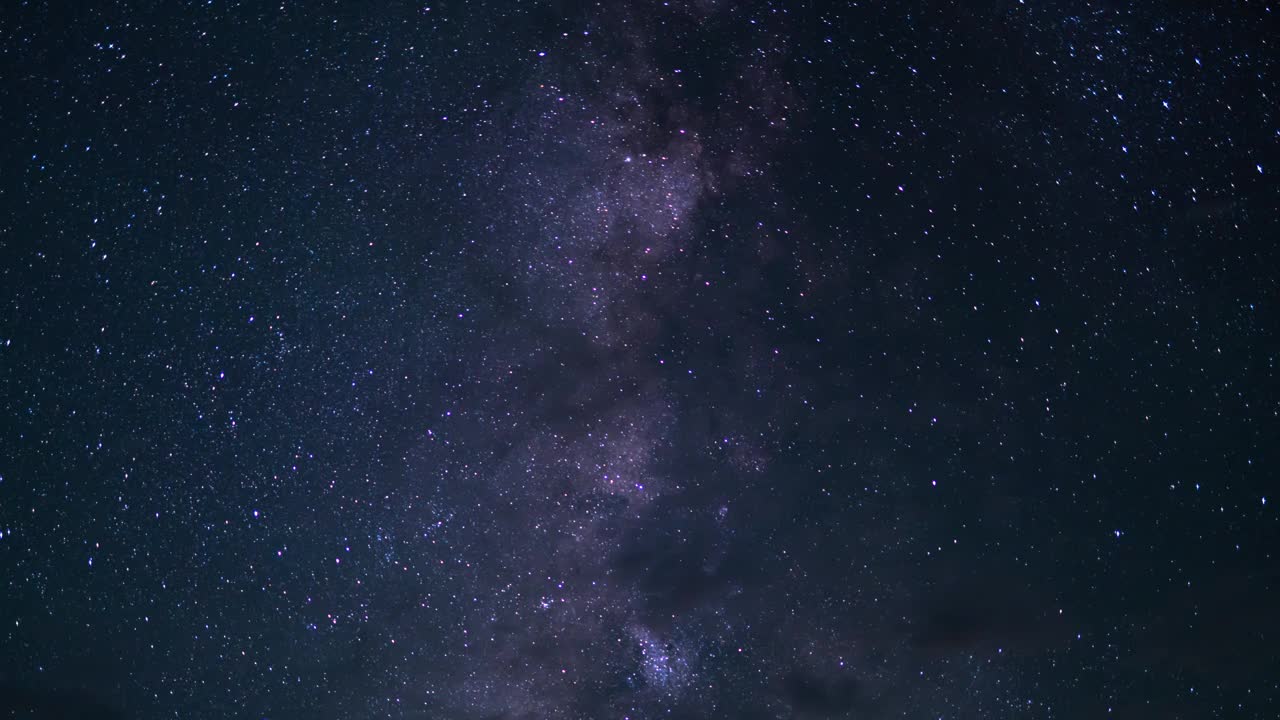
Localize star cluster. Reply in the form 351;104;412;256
1;1;1277;719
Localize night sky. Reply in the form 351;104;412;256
2;1;1278;718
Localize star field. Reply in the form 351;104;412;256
1;1;1278;719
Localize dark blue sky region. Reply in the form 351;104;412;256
1;1;1277;718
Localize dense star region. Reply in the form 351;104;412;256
1;1;1278;719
